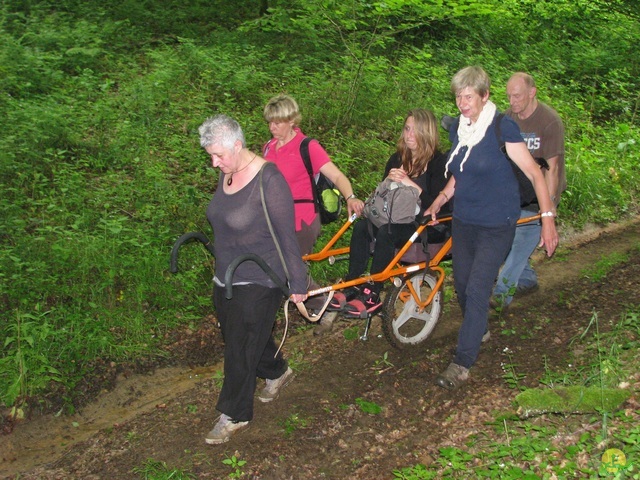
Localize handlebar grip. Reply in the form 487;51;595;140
169;232;215;273
223;254;289;299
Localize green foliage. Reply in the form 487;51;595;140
538;306;640;395
515;386;631;417
393;463;435;479
1;309;63;406
372;351;394;371
342;326;360;341
281;412;310;436
561;121;639;225
355;397;382;414
501;360;526;391
0;0;639;410
581;251;631;282
132;458;195;480
393;304;640;478
222;455;247;479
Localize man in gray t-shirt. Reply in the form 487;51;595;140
492;72;565;308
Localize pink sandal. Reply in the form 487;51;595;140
343;286;381;318
327;286;360;311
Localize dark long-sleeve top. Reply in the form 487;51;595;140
206;162;308;294
383;150;452;217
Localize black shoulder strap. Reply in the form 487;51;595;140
494;113;505;148
299;137;313;177
298;137;319;211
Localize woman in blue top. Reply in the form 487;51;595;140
425;66;559;389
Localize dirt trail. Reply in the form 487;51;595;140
2;217;639;479
1;366;211;475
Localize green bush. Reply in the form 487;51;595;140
0;0;638;410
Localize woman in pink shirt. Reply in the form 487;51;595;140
263;95;364;252
263;95;364;314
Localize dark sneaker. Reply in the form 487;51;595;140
258;367;295;403
205;414;249;444
343;285;382;318
515;284;539;297
435;362;469;390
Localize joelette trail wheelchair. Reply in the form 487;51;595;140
171;214;540;350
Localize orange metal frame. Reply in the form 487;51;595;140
303;214;541;314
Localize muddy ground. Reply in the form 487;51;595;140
2;217;640;479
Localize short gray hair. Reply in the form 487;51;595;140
198;114;246;149
451;66;491;97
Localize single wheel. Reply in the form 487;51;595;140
381;270;442;349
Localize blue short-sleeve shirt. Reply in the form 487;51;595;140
448;113;524;227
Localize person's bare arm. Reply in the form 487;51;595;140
544;154;561;208
320;162;364;217
424;177;455;224
506;142;559;257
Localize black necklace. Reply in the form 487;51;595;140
227;153;257;186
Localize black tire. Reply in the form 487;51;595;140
381;270;443;349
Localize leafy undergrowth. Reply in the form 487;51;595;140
2;224;640;479
2;0;640;418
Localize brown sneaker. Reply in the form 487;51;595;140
435;362;469;390
313;312;337;336
481;330;491;343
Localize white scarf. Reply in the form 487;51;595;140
445;100;497;174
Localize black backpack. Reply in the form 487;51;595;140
494;113;549;207
298;138;342;224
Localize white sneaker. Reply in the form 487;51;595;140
258;367;295;403
205;414;249;445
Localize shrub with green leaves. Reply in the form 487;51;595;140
0;0;638;410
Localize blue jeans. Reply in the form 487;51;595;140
492;210;540;306
451;219;516;369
